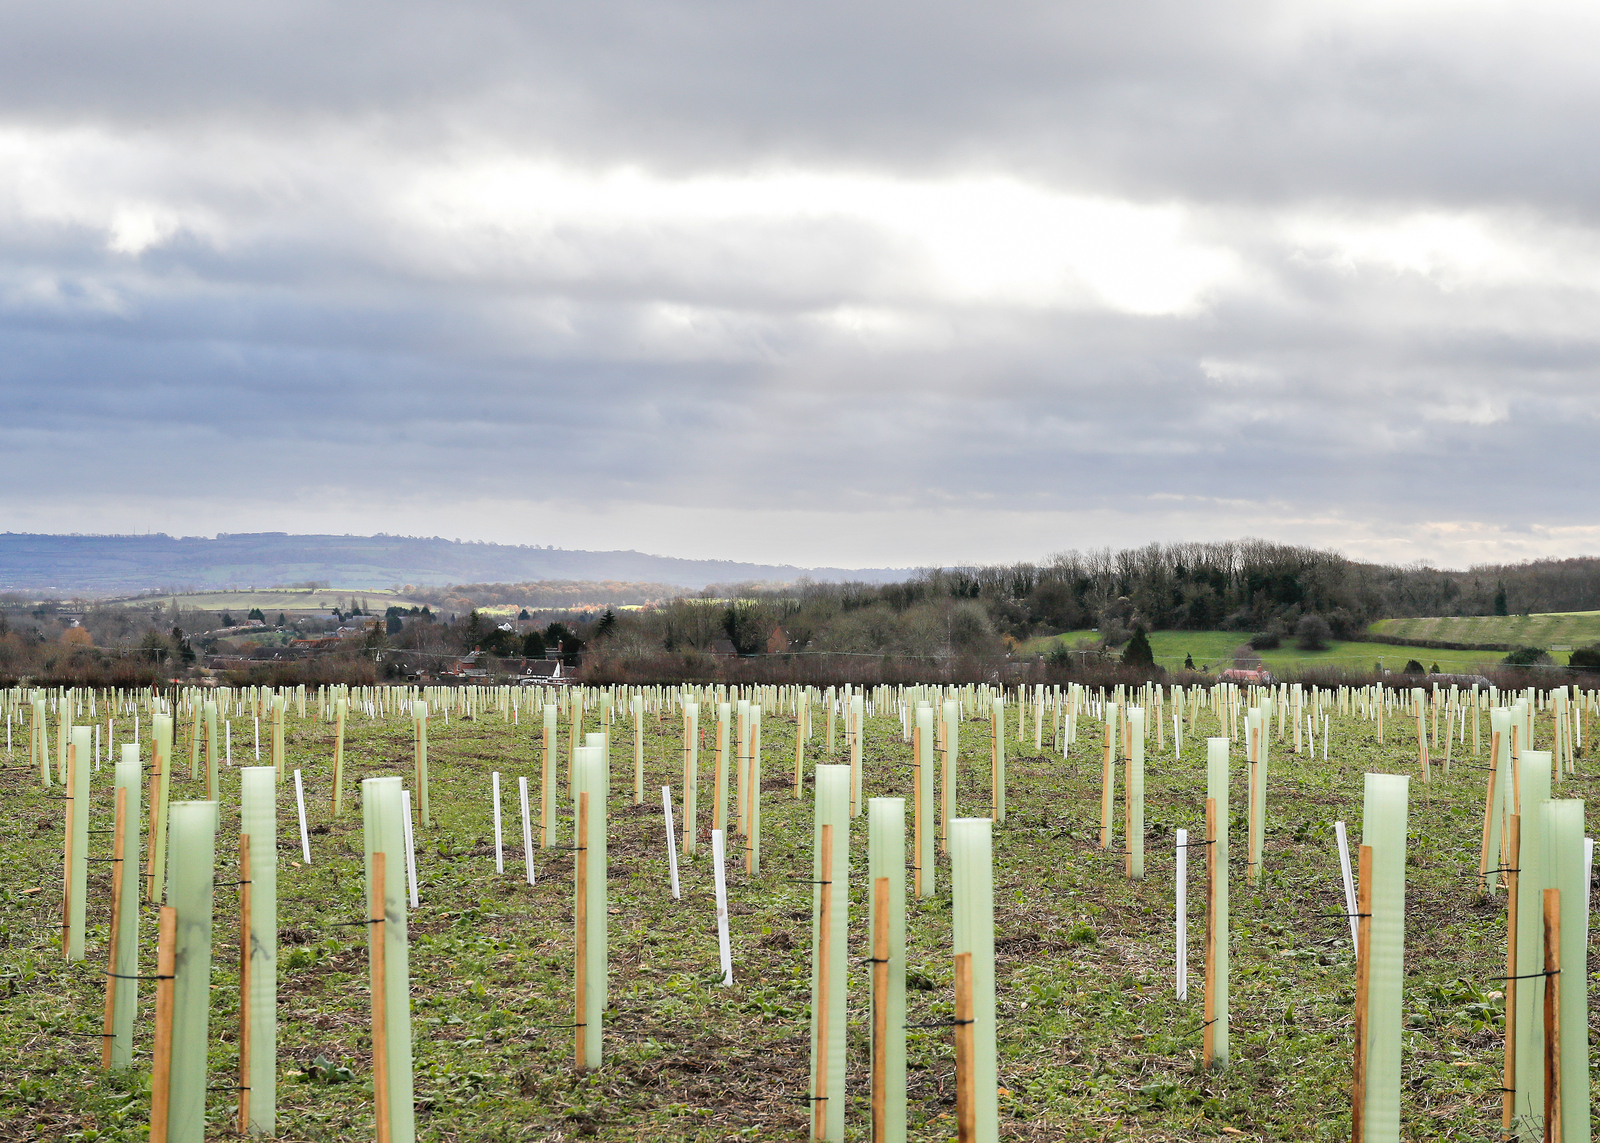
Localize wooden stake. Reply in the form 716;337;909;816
1503;814;1521;1139
953;950;976;1143
1350;844;1373;1143
237;836;252;1134
100;785;127;1069
575;792;589;1071
150;906;177;1143
1203;797;1217;1070
371;852;391;1143
814;822;833;1141
1543;887;1561;1143
871;876;889;1143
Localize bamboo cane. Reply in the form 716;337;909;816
1351;845;1373;1143
150;907;177;1143
814;823;833;1141
1543;887;1561;1143
1503;815;1521;1138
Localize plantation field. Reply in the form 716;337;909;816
1022;630;1506;675
101;588;431;614
1372;613;1600;652
0;696;1586;1140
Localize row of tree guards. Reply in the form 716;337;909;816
15;674;1591;1142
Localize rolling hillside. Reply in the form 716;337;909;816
1370;612;1600;650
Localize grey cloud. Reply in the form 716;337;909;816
3;1;1600;568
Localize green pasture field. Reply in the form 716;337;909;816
0;698;1582;1140
1372;613;1600;652
1022;630;1506;675
100;588;431;615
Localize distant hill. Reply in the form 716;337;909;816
0;533;909;597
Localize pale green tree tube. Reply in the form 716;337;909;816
951;817;998;1143
65;726;90;960
332;697;348;815
850;695;864;816
362;777;415;1143
749;706;762;875
1486;708;1509;888
683;703;700;856
1543;798;1588;1143
149;715;174;903
203;700;218;798
735;699;749;834
167;800;219;1143
1512;749;1552;1133
868;797;907;1143
188;698;201;780
915;705;935;896
810;765;850;1141
271;696;286;784
1206;737;1229;1066
541;703;557;846
715;702;731;835
411;700;430;827
240;767;277;1134
941;699;960;837
991;698;1005;823
583;733;611;1003
1127;709;1144;880
108;745;141;1069
571;745;608;1065
1360;772;1409;1143
35;697;50;787
59;695;70;783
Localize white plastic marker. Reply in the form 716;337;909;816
403;789;421;908
663;786;681;899
1334;820;1358;949
517;776;535;886
293;769;312;863
1323;714;1329;761
1176;828;1188;1000
94;724;100;772
492;772;504;874
1173;713;1181;759
253;716;260;760
225;721;231;765
710;829;733;985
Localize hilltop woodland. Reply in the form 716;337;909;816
8;540;1600;687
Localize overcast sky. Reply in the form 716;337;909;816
3;0;1598;570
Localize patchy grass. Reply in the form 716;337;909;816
1021;630;1505;675
1372;613;1600;653
0;696;1590;1141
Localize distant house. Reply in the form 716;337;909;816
1218;667;1276;686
